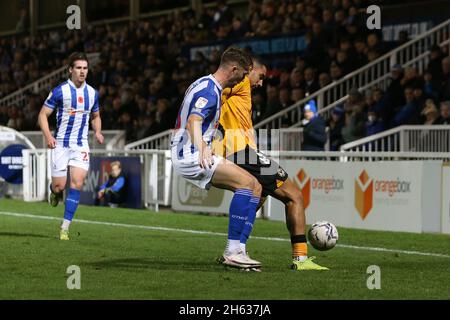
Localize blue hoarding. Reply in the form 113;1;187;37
0;144;27;184
80;156;142;209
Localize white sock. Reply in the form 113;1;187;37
61;219;71;231
224;239;240;255
294;255;308;262
239;242;246;254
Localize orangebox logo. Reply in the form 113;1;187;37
296;169;311;209
355;170;373;220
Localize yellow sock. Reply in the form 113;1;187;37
292;242;308;259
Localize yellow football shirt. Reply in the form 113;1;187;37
214;76;257;157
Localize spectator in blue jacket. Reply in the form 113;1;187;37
301;100;327;151
96;161;127;208
393;86;420;126
365;108;385;137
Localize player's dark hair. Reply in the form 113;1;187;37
251;55;265;68
68;52;89;69
219;46;252;70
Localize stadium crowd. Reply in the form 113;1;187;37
0;0;449;149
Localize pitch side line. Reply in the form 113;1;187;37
1;211;449;259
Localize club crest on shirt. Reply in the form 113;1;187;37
78;96;84;104
195;97;208;109
277;167;287;178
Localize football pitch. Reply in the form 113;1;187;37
0;199;449;300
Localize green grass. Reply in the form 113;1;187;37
0;198;449;300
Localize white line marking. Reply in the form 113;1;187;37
1;211;449;259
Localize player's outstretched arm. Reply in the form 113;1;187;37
91;111;104;145
38;106;56;149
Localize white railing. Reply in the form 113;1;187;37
264;150;450;163
1;126;36;149
125;129;173;150
340;125;450;153
21;130;125;150
22;149;46;202
22;148;171;210
125;128;330;152
256;18;450;129
0;52;101;108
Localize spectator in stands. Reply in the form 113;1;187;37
421;99;439;125
95;161;127;208
341;88;366;143
439;57;450;101
328;106;345;151
301;67;320;95
393;86;420;126
427;45;444;87
301;100;326;151
263;84;281;119
279;87;292;109
386;64;405;115
365;108;385;137
423;71;440;101
436;101;450;124
0;0;428;143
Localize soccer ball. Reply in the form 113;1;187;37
308;221;339;251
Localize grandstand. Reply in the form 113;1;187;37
1;0;450;302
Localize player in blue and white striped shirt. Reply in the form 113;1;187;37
38;52;104;240
171;47;263;269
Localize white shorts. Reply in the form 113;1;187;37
171;147;222;190
51;145;90;177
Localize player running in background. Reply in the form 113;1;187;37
171;47;263;270
215;56;328;270
38;52;104;240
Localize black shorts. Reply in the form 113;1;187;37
227;145;289;197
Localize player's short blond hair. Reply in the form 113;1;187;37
111;161;121;169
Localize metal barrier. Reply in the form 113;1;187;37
0;53;100;108
21;148;450;208
1;126;36;150
125;128;330;152
256;18;450;129
21;130;125;150
125;129;173;150
340;125;450;153
21;148;170;211
263;150;450;163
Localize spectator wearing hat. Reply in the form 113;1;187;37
328;106;345;151
301;100;327;151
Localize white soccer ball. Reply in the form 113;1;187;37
308;221;339;251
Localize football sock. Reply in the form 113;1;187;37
239;196;260;247
291;234;308;262
62;188;81;230
61;219;71;230
225;239;241;255
226;188;252;255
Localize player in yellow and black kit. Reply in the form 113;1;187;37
214;56;328;271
